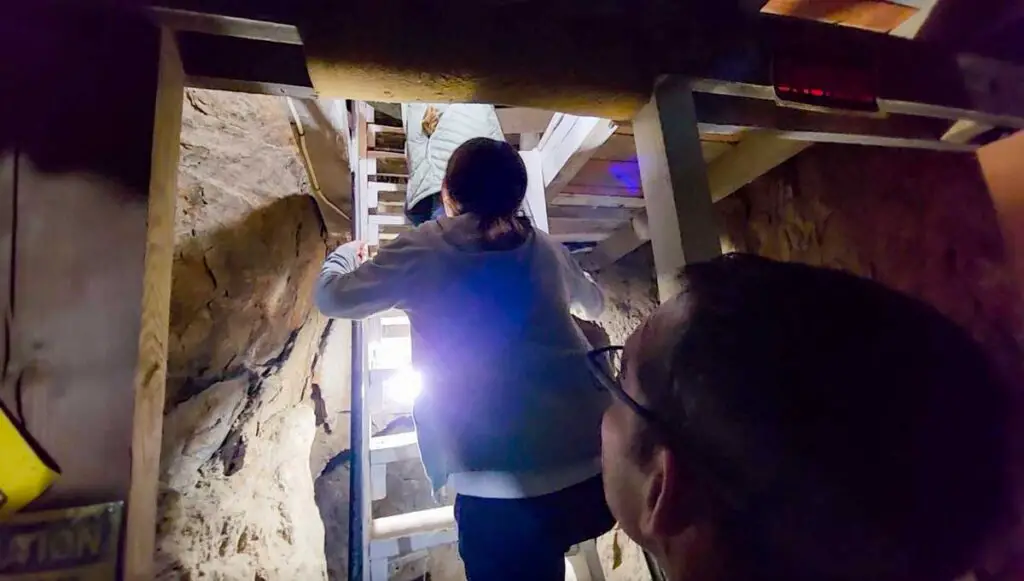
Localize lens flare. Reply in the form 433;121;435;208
383;367;423;404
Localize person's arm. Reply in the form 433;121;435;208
314;235;425;319
557;243;605;321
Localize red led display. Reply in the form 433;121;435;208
773;55;879;112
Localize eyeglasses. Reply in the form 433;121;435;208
587;345;747;508
587;346;676;436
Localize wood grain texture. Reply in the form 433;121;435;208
762;0;917;32
707;132;811;203
124;28;184;581
634;80;721;300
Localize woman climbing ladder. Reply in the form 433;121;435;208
314;137;615;581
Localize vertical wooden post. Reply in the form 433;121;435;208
520;149;549;233
124;28;184;581
633;76;722;301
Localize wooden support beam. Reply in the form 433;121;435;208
126;28;184;581
942;119;995;145
632;77;721;301
538;114;618;201
176;31;314;98
151;6;302;44
549;217;622;239
706;131;811;203
520;150;549;233
551;193;645;209
691;92;973;152
549;232;610;244
548;205;634;222
578;214;651;270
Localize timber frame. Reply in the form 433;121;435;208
5;1;1024;580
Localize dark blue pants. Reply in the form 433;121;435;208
405;193;446;226
455;476;615;581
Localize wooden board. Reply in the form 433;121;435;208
549;217;624;238
763;0;918;33
571;160;643;191
125;28;184;581
594;135;734;163
548;205;634;222
551;193;645;209
592;134;637;162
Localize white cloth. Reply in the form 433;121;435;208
402;103;506;210
450;458;601;499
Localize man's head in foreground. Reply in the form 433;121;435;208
600;254;1013;581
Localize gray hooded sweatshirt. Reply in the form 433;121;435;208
314;215;609;497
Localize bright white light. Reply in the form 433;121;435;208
383;367;423;404
371;337;412;370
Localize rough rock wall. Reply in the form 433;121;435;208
155;89;334;580
589;247;660;581
717;144;1024;385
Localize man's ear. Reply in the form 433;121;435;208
642;448;693;538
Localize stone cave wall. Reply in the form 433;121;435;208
155;89;347;580
717;144;1024;389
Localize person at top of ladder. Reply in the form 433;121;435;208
315;137;615;581
402;103;506;225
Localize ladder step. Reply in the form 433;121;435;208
369;431;420;465
368;123;405;136
368;214;407;227
369;181;406;194
371;506;455;541
369;528;458;560
368;149;405;160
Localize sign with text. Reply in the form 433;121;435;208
0;502;122;580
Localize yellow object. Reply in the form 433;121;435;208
0;402;59;519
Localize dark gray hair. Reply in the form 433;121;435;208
633;253;1013;581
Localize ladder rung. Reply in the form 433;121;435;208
370;172;409;181
369;181;406;193
369;528;458;560
368;149;405;160
368;214;407;227
371;507;455;541
369;431;419;465
368;123;405;136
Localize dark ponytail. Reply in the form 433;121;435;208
444;137;531;250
